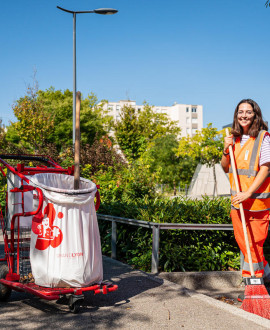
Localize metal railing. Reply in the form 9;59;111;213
97;214;234;273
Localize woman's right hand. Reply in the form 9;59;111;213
224;135;233;153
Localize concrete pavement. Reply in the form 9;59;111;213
1;254;270;329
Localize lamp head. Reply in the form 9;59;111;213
94;8;118;15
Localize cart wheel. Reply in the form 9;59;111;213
0;264;12;302
69;300;81;314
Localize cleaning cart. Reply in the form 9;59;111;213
0;154;117;313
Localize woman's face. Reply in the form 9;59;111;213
237;102;255;134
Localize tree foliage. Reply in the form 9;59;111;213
113;104;180;161
8;87;54;150
6;86;113;151
59;136;126;173
38;88;112;148
142;134;196;193
0;120;6;145
177;123;224;167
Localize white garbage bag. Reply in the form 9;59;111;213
29;173;103;288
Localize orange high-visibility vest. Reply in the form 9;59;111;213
229;130;270;211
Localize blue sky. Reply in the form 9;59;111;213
1;0;270;129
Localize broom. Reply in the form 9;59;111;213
226;128;270;318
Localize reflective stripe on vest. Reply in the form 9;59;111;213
228;130;270;211
249;130;264;177
228;168;258;177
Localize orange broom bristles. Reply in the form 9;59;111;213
241;285;270;319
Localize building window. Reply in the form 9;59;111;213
186;117;190;124
192;107;197;113
138;107;141;112
186;107;189;113
116;106;120;111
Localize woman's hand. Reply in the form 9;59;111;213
232;191;253;204
224;135;233;153
220;135;233;173
221;134;233;173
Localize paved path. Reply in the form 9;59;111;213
1;255;270;329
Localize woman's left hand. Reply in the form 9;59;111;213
232;191;252;204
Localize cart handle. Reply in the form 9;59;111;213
95;186;100;211
10;185;43;217
0;154;64;184
0;154;62;168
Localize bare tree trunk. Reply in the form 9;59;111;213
213;164;218;197
173;180;176;196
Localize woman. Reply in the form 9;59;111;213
221;99;270;285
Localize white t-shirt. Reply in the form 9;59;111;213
240;134;270;167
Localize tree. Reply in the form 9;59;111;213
38;88;112;148
143;134;193;195
114;103;181;161
144;134;198;194
8;86;54;150
80;136;126;174
177;124;224;196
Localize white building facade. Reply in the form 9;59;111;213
102;100;203;137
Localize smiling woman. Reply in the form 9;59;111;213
230;99;268;138
221;99;270;286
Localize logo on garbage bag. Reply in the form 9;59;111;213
32;203;63;250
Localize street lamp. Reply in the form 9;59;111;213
56;6;118;145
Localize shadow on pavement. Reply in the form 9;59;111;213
0;255;165;329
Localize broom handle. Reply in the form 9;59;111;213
74;91;81;190
225;129;255;277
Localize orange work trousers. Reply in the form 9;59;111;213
230;209;270;279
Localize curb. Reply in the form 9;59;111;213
158;270;242;290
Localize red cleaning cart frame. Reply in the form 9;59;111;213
0;154;117;313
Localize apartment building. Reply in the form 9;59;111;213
102;100;203;137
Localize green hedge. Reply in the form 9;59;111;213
98;196;240;272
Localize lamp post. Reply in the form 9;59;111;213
57;6;118;145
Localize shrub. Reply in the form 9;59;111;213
98;196;240;272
